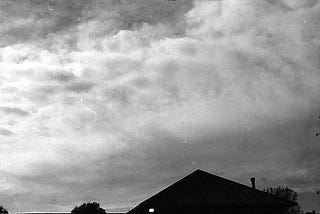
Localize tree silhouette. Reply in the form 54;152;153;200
264;187;298;202
71;202;107;214
0;206;8;214
264;187;300;214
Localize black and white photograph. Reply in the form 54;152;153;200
0;0;319;213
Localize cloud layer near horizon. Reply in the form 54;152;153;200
0;0;320;212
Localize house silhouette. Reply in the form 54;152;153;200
128;169;297;214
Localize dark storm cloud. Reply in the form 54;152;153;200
0;0;193;47
0;106;29;117
87;0;193;31
0;0;94;46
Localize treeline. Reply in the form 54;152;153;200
263;186;298;202
0;202;106;214
263;187;301;214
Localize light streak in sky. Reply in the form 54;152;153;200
80;98;97;123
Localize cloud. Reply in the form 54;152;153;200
0;0;193;47
0;0;320;212
0;128;14;136
0;0;94;46
46;72;76;82
64;81;95;93
0;106;29;117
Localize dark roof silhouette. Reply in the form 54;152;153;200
129;169;297;213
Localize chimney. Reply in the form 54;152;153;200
250;177;256;189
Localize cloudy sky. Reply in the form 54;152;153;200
0;0;320;213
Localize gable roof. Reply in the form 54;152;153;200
129;169;297;213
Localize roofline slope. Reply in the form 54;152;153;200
128;169;297;213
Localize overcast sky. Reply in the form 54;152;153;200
0;0;320;213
